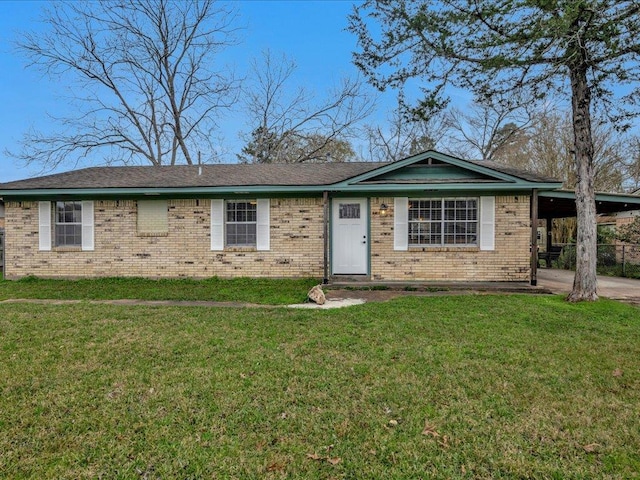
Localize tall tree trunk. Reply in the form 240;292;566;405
567;63;598;302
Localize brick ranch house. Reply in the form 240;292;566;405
0;151;565;284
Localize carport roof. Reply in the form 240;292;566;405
538;190;640;219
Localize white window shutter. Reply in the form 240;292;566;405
479;196;495;251
38;201;51;251
394;197;408;251
81;200;94;251
256;198;270;251
210;199;224;251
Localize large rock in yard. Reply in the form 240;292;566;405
307;284;326;305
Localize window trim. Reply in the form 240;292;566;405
225;200;258;247
38;201;94;252
137;199;169;236
55;201;83;248
408;197;479;247
210;198;270;251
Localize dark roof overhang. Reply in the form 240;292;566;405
539;190;640;218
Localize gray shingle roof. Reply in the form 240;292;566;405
467;160;559;183
0;156;561;192
0;162;389;190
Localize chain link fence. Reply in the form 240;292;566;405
550;243;640;279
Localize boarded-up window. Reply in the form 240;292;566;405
137;200;168;236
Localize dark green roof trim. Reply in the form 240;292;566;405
0;181;562;200
539;190;640;205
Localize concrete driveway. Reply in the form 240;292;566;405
537;268;640;303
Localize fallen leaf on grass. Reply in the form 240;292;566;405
327;457;342;465
422;421;441;437
438;435;450;448
613;369;623;377
583;443;601;453
306;453;323;461
266;462;286;472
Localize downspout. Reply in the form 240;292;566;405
323;190;329;284
530;189;539;286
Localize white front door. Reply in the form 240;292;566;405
332;198;368;275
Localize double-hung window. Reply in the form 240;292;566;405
39;200;94;251
408;198;478;246
226;200;257;247
55;201;83;247
211;199;269;251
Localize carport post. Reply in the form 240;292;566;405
323;191;329;284
530;189;538;286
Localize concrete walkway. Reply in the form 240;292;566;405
2;271;637;308
0;297;367;310
537;268;640;303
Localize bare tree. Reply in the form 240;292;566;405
362;92;445;162
10;0;240;168
592;122;627;193
496;108;576;183
238;50;375;163
442;95;535;162
495;109;625;193
623;137;640;192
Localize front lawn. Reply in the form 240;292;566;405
1;295;639;478
0;276;318;304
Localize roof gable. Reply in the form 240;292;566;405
339;150;559;186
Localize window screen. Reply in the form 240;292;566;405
55;201;82;247
408;198;478;246
226;201;257;247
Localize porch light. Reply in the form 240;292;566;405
379;203;388;215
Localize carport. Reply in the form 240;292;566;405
529;189;640;285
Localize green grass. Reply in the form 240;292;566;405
1;295;639;478
0;276;319;304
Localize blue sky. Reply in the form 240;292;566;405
0;0;393;182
